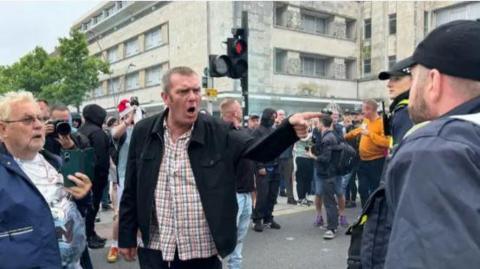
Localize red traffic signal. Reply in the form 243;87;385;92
234;40;247;55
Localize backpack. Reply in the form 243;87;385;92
332;140;358;176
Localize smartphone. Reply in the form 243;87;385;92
60;148;95;188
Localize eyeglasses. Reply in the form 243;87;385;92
2;115;46;125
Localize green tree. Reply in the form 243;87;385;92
0;30;109;109
42;30;109;109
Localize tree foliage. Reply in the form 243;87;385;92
0;30;109;108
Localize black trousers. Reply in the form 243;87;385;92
279;158;295;200
252;172;280;223
138;247;222;269
345;169;358;202
85;176;108;238
295;157;314;200
357;158;385;207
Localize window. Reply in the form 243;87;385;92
275;49;287;73
346;60;357;79
363;59;371;74
346;19;356;39
301;55;327;77
388;56;396;69
126;72;140;90
389;14;397;35
107;46;118;63
94;84;103;97
145;27;162;50
364;18;371;39
146;65;163;86
110;78;120;94
93;13;102;24
424;11;429;35
301;13;327;34
106;5;116;17
124;38;139;57
275;4;287;26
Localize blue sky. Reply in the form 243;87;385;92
0;1;101;66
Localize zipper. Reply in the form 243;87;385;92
0;226;34;239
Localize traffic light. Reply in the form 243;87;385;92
209;28;248;79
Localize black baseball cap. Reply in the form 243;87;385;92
410;19;480;81
378;57;415;80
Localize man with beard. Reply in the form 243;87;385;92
383;20;480;268
378;57;414;145
251;108;282;232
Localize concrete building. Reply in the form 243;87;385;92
73;1;480;115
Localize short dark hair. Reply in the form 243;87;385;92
50;104;69;113
37;99;49;106
249;114;259;120
320;115;333;128
106;117;117;127
161;66;197;93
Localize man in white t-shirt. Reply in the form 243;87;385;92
0;91;92;268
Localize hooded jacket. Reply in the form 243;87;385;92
78;104;110;182
252;108;279;170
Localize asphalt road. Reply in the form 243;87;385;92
90;196;359;269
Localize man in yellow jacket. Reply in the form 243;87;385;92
345;99;389;207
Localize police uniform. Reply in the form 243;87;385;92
384;20;480;268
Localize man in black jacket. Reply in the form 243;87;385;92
220;98;256;269
251;108;283;232
118;66;321;268
312;115;340;239
78;104;110;249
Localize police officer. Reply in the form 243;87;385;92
378;57;414;145
384;20;480;268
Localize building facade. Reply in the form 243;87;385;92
73;1;480;115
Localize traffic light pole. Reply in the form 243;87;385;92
241;76;248;117
241;11;249;117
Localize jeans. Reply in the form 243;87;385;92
322;176;339;230
227;193;253;269
357;158;386;207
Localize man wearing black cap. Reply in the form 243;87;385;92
378;57;414;145
382;20;480;268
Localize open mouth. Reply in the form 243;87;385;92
187;107;196;114
32;134;42;139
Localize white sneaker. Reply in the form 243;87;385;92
323;229;336;240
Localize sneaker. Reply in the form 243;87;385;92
266;220;281;229
253;221;264;232
287;198;297;205
107;247;119;263
323;229;336;240
88;237;106;249
300;199;310;206
279;190;287;197
339;215;349;228
313;215;324;227
93;233;107;243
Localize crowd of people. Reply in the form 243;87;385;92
0;19;479;269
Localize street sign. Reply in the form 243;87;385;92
206;88;218;98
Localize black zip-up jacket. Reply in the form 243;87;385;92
119;110;298;257
314;130;339;178
389;91;413;144
78;105;110;183
235;127;256;193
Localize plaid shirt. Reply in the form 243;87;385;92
147;122;217;261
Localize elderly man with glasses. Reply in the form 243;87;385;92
0;91;92;268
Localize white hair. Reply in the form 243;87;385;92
0;91;36;121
